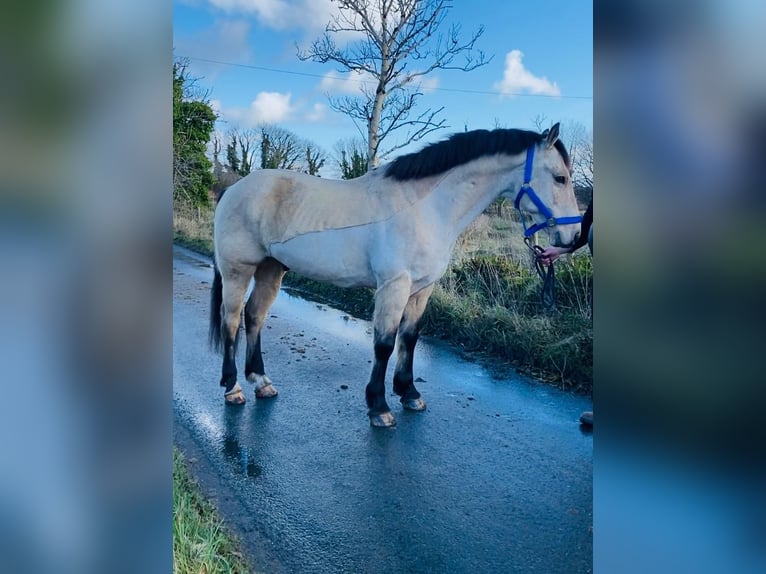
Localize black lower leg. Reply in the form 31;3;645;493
365;336;394;416
393;329;421;401
245;331;265;377
220;330;239;393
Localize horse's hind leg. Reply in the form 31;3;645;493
393;284;434;412
366;273;412;428
244;257;286;399
219;262;256;405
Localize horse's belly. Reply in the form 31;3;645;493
268;229;375;288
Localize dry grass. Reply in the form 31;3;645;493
174;202;214;253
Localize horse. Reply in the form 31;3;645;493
209;123;582;427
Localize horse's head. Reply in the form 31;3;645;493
509;123;582;248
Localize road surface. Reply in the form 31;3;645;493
173;245;593;573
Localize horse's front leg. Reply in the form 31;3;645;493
393;284;434;412
366;273;412;428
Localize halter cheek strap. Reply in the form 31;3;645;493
513;146;583;237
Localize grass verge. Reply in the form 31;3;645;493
173;448;253;574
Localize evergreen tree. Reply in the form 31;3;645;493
173;60;216;207
225;135;240;174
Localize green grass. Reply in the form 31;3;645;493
282;274;376;318
173;448;253;574
421;252;591;390
175;230;213;257
174;201;592;392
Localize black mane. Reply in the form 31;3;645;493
384;128;570;181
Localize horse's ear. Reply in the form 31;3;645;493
544;122;560;148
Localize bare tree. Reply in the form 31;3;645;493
572;135;593;206
299;0;490;169
259;125;304;170
558;120;593;205
532;113;549;132
531;116;593;206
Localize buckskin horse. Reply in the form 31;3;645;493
209;123;582;427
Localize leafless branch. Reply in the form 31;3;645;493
299;0;491;168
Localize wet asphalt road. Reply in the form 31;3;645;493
173;245;593;573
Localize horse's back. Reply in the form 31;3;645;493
217;169;430;248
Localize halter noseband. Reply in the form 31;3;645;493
513;146;583;237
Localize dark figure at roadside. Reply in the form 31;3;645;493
539;200;593;427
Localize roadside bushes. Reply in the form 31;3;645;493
422;253;592;391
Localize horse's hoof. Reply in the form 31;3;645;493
247;373;278;399
224;383;246;406
255;384;278;399
369;412;396;428
402;397;426;411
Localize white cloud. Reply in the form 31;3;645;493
494;50;561;97
222;91;294;126
248;91;293;124
215;93;346;129
207;0;337;32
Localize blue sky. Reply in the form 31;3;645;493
174;0;592;175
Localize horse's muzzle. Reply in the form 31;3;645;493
554;228;580;248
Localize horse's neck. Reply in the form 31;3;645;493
435;157;523;239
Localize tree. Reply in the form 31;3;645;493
238;128;257;176
173;59;216;207
259;125;303;170
211;133;224;181
299;0;489;170
222;128;258;177
225;133;240;174
219;123;327;176
533;115;593;207
558;120;593;207
531;113;548;133
571;134;593;207
334;137;368;179
304;142;327;176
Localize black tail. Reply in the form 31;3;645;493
209;260;224;352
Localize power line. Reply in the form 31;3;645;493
180;56;593;101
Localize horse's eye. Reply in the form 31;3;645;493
554;175;567;185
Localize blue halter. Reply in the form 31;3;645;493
513;146;583;237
